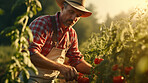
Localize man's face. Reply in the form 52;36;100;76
60;4;83;27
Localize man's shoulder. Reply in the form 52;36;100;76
29;15;53;32
30;15;53;27
34;15;51;22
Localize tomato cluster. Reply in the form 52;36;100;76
77;73;89;83
112;65;134;83
93;58;135;83
124;67;133;75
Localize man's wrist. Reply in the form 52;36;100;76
55;62;65;71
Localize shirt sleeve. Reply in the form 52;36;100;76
66;30;84;67
28;17;50;55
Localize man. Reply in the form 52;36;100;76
27;0;92;82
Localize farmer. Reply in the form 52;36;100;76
25;0;92;82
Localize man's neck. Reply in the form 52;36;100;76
59;13;70;32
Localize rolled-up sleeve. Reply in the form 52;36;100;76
66;30;84;67
29;17;49;55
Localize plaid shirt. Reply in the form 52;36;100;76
29;12;83;66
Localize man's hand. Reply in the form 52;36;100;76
58;64;78;81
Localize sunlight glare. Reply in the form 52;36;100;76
134;0;148;9
86;0;148;23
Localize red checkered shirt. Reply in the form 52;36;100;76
29;12;83;66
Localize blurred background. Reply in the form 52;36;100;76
0;0;147;47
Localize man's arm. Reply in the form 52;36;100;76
75;60;92;74
66;29;92;74
31;52;61;70
30;52;78;81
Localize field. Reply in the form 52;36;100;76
0;45;15;81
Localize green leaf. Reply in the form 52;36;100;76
120;28;127;42
28;11;33;18
130;12;136;20
4;79;9;83
22;52;32;67
15;15;28;25
0;26;17;36
12;38;19;49
25;26;33;42
11;70;15;80
22;68;30;80
35;0;42;10
9;63;16;70
30;64;38;75
12;56;22;68
128;23;134;38
20;36;28;45
23;52;29;62
32;6;37;15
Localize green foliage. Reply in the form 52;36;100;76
0;46;14;82
83;7;148;83
75;4;100;48
0;0;42;82
0;8;4;15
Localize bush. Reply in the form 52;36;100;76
83;8;148;83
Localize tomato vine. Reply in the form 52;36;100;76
1;0;42;82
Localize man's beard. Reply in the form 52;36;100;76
64;19;74;27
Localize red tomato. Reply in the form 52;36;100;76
113;76;124;83
79;72;84;77
94;58;104;64
124;67;133;75
78;77;89;83
98;72;101;74
78;76;83;83
82;77;89;83
112;64;118;71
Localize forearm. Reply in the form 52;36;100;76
75;60;92;74
30;52;63;70
31;52;78;81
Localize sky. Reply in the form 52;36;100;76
86;0;148;23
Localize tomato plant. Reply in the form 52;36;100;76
83;7;148;83
1;0;42;82
78;76;89;83
78;72;90;83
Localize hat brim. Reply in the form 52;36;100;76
56;0;92;17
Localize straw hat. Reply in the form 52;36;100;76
56;0;92;17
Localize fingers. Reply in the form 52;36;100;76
65;72;70;82
69;67;78;81
72;67;78;80
63;66;78;82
